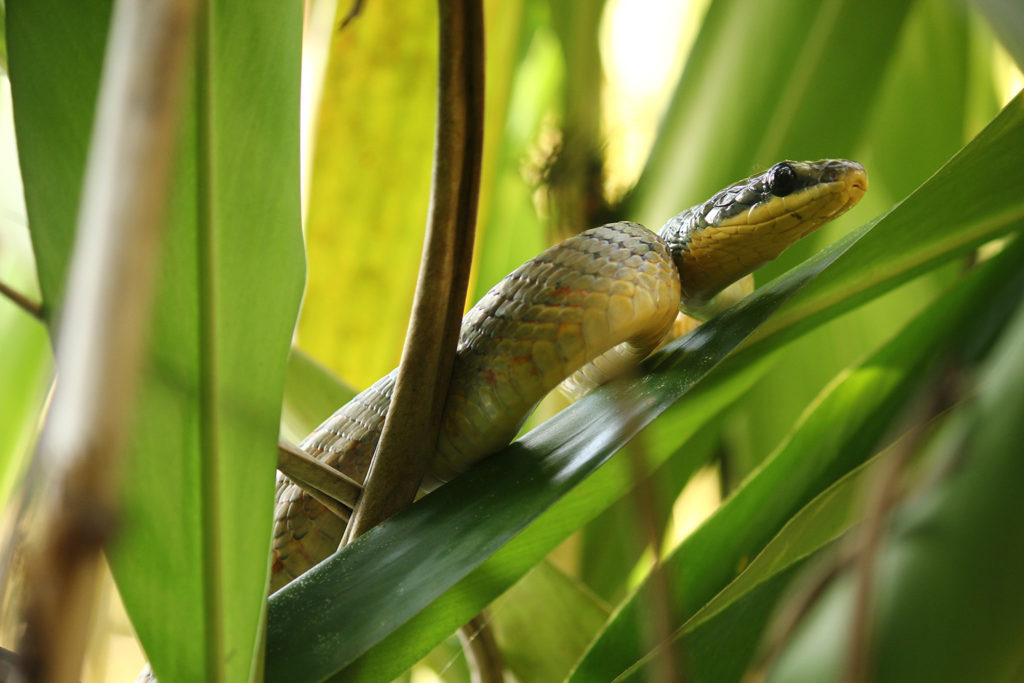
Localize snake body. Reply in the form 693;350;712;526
271;159;867;591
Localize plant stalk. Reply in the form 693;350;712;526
15;0;195;679
342;0;484;543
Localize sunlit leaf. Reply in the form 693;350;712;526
7;2;305;680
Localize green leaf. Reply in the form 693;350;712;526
490;561;610;682
615;558;813;683
6;0;110;317
0;82;49;509
612;238;1024;682
570;223;1024;681
969;0;1024;69
768;259;1024;682
630;0;911;231
7;2;305;680
296;4;438;389
281;349;355;443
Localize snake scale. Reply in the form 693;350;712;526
271;159;867;591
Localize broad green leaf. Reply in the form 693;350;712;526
297;3;437;389
768;270;1024;682
5;1;109;317
7;2;305;680
570;225;1024;681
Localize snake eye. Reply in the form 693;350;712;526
767;163;797;197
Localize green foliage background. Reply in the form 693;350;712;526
1;0;1023;681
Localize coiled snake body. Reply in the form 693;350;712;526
271;159;867;591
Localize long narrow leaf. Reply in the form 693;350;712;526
768;262;1024;681
580;236;1024;681
7;3;305;680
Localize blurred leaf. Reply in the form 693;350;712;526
0;303;47;507
630;0;911;231
490;561;609;682
866;0;973;204
299;1;525;389
297;4;438;389
577;417;722;604
7;2;305;680
968;0;1024;69
570;223;1024;681
613;435;915;682
281;348;355;443
471;3;556;301
0;81;48;508
616;559;811;683
768;255;1024;682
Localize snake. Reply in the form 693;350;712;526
271;158;867;592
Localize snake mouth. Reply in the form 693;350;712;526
845;165;869;200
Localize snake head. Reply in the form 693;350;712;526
659;158;868;312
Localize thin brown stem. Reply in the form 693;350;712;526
0;280;44;321
342;0;484;543
15;0;195;680
276;440;360;515
843;368;961;683
458;612;504;683
627;434;683;683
